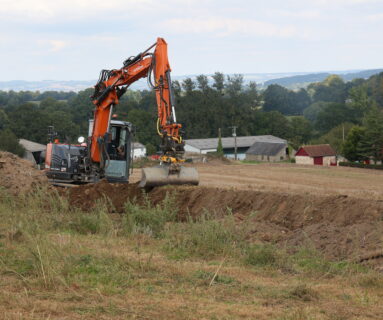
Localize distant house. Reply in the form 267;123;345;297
185;135;286;160
246;141;289;162
295;144;337;166
18;139;46;166
132;142;146;158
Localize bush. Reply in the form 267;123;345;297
0;129;25;157
339;161;383;170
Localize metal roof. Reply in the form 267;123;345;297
296;144;336;157
19;139;46;152
185;135;286;150
246;142;287;156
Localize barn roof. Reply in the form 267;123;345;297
185;135;286;150
246;142;287;156
133;142;145;149
297;144;336;157
18;139;46;152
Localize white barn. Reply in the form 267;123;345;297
132;142;146;158
185;135;286;160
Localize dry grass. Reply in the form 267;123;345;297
129;162;383;200
1;189;383;319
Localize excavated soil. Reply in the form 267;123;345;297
0;152;47;195
68;182;383;265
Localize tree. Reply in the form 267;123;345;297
342;126;366;161
212;72;225;93
216;128;224;156
0;129;25;157
303;101;330;122
360;106;383;161
288;117;313;148
182;78;196;93
313;122;354;154
315;103;352;133
196;75;209;92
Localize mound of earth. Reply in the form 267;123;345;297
67;182;383;266
69;180;143;212
0;151;47;195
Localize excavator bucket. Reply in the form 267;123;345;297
139;165;199;188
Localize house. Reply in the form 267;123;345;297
132;142;146;158
18;139;46;166
295;144;337;166
185;135;286;160
245;141;289;162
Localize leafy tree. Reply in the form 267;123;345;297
0;129;25;157
182;78;196;93
342;126;366;161
313;122;354;154
360;106;383;161
288;117;313;148
212;72;225;93
196;75;209;92
315;103;353;133
303;101;329;122
145;143;156;155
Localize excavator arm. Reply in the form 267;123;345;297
89;38;198;187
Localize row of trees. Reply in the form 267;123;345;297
0;71;383;161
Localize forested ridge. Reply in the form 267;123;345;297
1;71;383;161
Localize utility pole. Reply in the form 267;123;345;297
230;126;238;160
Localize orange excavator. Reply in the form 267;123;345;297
45;38;199;188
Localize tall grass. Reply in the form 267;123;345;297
122;192;177;237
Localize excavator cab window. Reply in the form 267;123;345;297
104;122;132;182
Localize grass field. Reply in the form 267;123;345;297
1;189;383;319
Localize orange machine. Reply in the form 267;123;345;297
85;38;198;187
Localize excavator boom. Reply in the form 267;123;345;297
89;38;199;187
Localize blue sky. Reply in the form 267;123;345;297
0;0;382;80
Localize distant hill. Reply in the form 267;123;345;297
1;69;382;92
263;69;383;89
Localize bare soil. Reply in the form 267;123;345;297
0;151;47;195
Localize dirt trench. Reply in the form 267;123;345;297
68;181;383;264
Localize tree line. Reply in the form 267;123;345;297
0;71;383;161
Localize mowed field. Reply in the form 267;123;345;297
132;162;383;200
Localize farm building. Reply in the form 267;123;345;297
132;142;146;158
18;138;46;166
245;141;289;162
185;135;286;160
295;144;337;166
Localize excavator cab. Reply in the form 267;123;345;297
45;120;133;185
102;120;133;183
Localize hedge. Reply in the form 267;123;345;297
339;162;383;170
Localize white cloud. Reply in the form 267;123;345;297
312;0;379;5
0;0;154;21
275;10;321;19
366;13;383;21
161;18;302;38
49;40;68;52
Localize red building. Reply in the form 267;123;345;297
295;144;337;166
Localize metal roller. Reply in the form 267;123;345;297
139;165;199;188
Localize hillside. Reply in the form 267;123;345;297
264;69;383;89
2;69;382;92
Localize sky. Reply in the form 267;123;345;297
0;0;383;81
